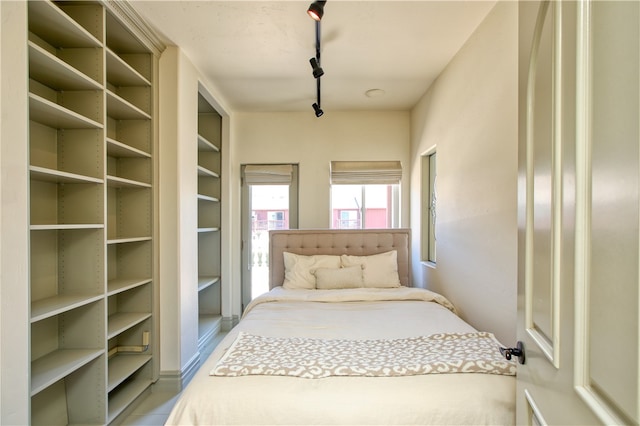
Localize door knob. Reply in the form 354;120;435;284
500;341;525;364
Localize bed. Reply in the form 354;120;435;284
165;229;515;425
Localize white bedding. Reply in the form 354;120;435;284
165;287;515;425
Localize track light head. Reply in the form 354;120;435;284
312;103;324;117
309;57;324;79
307;0;326;21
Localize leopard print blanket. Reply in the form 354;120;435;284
211;331;516;379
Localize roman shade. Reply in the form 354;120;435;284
330;161;402;185
244;164;293;185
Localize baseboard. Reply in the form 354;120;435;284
222;315;239;331
154;352;201;392
154;323;233;393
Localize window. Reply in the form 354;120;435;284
241;164;299;303
330;161;401;229
421;152;436;263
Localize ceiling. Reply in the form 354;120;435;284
130;1;497;113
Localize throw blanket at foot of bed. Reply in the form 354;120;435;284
211;331;516;379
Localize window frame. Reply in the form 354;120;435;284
421;150;437;264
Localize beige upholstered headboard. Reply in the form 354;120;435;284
269;229;412;289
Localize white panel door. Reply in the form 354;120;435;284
517;1;639;424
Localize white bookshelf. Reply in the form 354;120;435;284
197;92;222;348
27;1;158;424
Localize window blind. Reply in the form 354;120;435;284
330;161;402;185
243;164;293;185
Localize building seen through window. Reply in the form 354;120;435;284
331;184;398;229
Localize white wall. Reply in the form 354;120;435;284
233;111;410;229
0;2;30;423
158;46;200;376
409;1;518;343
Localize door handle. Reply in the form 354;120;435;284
500;341;525;364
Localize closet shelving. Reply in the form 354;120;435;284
104;8;154;424
197;93;222;347
27;1;157;424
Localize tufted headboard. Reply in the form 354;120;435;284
269;229;412;289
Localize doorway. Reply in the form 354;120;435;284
241;164;298;309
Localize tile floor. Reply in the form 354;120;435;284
119;390;181;426
120;331;228;425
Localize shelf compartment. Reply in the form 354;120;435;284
106;117;152;154
108;312;152;340
107;154;151;186
30;170;104;227
30;76;104;124
31;348;103;396
107;366;153;423
28;1;102;49
106;48;151;87
197;94;221;147
106;89;151;120
198;276;220;292
31;300;105;396
197;134;220;152
29;93;103;130
107;316;151;353
31;354;105;426
198;196;220;230
108;353;152;392
30;228;105;317
198;149;220;177
31;293;104;324
29;41;102;91
108;277;152;296
198;231;221;284
107;240;152;291
198;175;220;200
108;284;152;338
106;10;150;55
29;124;104;179
107;185;152;240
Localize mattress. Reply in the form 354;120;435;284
165;287;516;425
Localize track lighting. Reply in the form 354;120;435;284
307;0;326;21
309;57;324;78
307;2;326;117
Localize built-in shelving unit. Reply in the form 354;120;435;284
197;92;222;348
27;1;157;424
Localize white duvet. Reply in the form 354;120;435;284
165;287;515;425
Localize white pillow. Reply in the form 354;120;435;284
313;265;364;290
340;250;401;288
283;252;341;289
